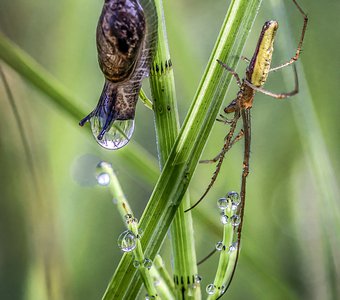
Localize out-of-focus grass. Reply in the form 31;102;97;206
0;0;339;299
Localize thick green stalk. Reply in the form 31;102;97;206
150;0;180;163
149;0;199;298
102;0;262;298
154;255;175;292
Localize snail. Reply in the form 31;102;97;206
79;0;158;150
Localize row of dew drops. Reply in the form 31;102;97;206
97;170;156;299
97;167;241;297
206;191;241;296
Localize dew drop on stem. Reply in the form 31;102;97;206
227;191;240;205
215;241;224;251
217;197;229;210
97;172;110;186
220;213;229;225
117;230;137;252
143;258;153;270
206;284;216;295
230;214;241;226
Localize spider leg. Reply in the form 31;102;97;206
185;111;241;212
216;59;242;87
241;56;250;63
200;129;244;164
216;114;230;123
269;0;308;72
244;64;299;99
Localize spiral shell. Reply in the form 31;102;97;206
97;0;146;82
80;0;157;150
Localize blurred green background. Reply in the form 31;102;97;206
0;0;339;299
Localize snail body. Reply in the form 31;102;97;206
80;0;157;149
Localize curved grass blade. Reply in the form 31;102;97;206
0;32;159;185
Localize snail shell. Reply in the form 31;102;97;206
80;0;157;145
97;0;146;82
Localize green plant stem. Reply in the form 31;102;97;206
154;255;175;292
99;162;167;299
0;32;159;186
102;0;262;298
149;0;199;298
208;223;237;299
151;256;175;299
140;88;154;110
209;230;233;299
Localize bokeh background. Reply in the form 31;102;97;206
0;0;339;299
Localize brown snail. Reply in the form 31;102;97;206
79;0;157;150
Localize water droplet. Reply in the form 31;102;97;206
217;197;228;210
227;191;240;205
220;213;229;225
206;284;216;295
215;241;224;251
97;161;112;169
90;118;135;150
124;214;133;221
143;258;153;270
117;230;136;252
231;203;238;211
194;274;202;284
220;285;226;295
131;217;139;225
133;260;140;268
125;214;137;225
97;172;110;186
229;242;238;252
145;294;156;300
230;214;241;226
137;228;144;239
